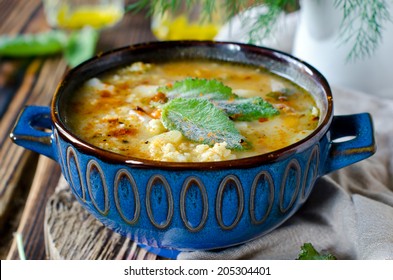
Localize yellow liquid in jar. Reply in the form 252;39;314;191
152;15;221;40
56;5;123;29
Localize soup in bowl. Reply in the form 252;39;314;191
11;41;375;258
66;60;320;162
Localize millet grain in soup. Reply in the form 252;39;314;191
65;61;319;162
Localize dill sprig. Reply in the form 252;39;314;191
335;0;391;61
126;0;391;61
243;0;298;44
126;0;255;19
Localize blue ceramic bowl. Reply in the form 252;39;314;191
11;41;375;258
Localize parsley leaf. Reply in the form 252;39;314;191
297;243;337;260
161;98;249;150
64;26;99;68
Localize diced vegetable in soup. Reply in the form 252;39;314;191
65;60;320;162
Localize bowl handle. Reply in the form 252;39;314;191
10;105;56;160
323;113;376;174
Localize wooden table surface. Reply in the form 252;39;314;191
0;0;158;260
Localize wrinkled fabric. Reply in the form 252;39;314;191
178;87;393;260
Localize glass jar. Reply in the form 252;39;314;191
43;0;124;30
151;1;224;40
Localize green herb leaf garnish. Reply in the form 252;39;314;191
158;77;237;100
64;26;99;68
161;98;249;150
158;77;280;150
297;243;337;260
213;96;279;121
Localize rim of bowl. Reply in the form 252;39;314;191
52;40;333;170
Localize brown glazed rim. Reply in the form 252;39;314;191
52;41;333;170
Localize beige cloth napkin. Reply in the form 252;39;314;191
177;87;393;260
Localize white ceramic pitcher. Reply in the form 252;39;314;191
292;0;393;98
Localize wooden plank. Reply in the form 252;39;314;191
0;0;41;34
0;60;28;118
1;56;66;258
0;152;38;259
6;156;61;260
0;56;67;220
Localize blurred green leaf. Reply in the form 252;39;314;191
0;30;67;57
63;26;99;68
